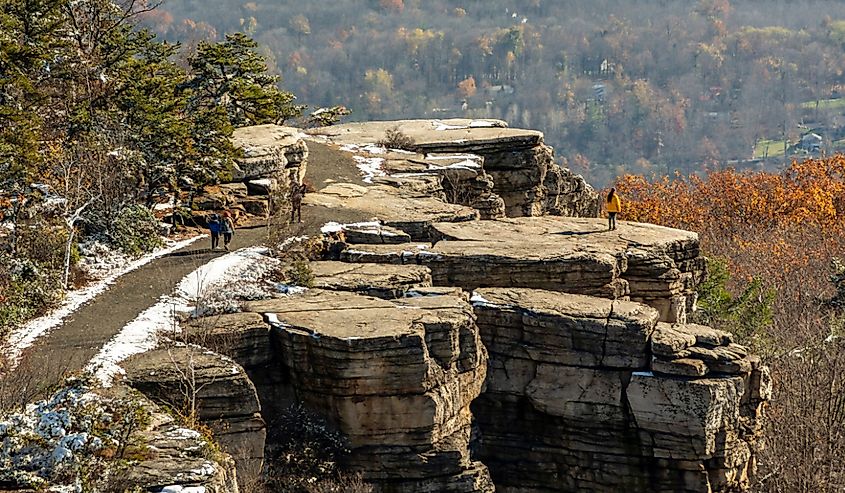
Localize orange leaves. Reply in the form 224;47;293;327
614;156;845;281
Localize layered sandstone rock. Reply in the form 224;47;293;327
307;119;598;218
304;183;478;241
231;124;308;183
311;261;433;299
125;402;240;493
469;287;768;493
243;290;494;493
122;347;266;484
183;124;309;224
336;216;705;323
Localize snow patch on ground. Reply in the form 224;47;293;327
2;235;205;369
320;221;382;234
352;156;385;183
87;247;288;386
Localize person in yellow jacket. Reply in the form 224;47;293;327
606;188;621;230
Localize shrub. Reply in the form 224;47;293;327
263;404;372;493
109;205;163;257
285;260;315;288
0;252;63;338
376;125;415;150
691;257;775;350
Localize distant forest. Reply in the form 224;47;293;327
150;0;845;185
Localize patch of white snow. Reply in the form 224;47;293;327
3;235;205;368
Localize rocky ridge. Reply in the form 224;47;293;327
118;121;767;493
306;119;599;218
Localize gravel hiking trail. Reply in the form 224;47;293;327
6;141;369;394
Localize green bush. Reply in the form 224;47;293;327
692;257;775;348
0;254;63;338
109;205;163;257
285;260;315;288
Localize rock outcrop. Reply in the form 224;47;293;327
122;347;267;484
306;119;598;218
231;124;308;184
304;183;478;241
311;261;433;299
177;124;308;226
125;404;240;493
243;290;494;493
336;216;705;323
469;288;768;493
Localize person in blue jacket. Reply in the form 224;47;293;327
207;212;221;250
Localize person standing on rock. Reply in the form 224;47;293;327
221;211;235;250
290;179;306;223
207;212;221;249
606;188;622;231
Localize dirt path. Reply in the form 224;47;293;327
9;140;368;392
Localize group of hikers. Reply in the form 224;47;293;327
206;210;236;250
204;177;308;250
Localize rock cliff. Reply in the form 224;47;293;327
470;288;766;493
123;121;767;493
335;216;704;324
306;119;599;218
243;290;494;492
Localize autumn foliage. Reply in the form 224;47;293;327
615;156;845;285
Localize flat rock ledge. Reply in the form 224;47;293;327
311;261;433;299
243;290;495;493
470;287;768;493
337;216;704;323
305;183;479;241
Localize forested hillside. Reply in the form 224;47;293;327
152;0;845;184
0;0;298;337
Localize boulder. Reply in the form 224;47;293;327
246;178;277;195
231;124;308;182
124;405;239;493
243;290;494;492
122;347;266;485
240;198;269;217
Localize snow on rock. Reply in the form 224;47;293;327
320;221;382;234
87;246;287;386
161;486;207;493
0;379;113;488
2;235;205;369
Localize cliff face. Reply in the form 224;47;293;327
306;119;599;218
123;121;767;493
471;288;767;492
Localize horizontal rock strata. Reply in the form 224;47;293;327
337;216;704;323
311;261;433;299
305;183;478;241
470;287;768;493
122;347;266;484
307;119;598;218
231;124;308;183
124;399;240;493
243;290;494;493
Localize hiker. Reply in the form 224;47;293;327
606;187;622;231
221;211;235;250
290;179;306;223
207;212;221;249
